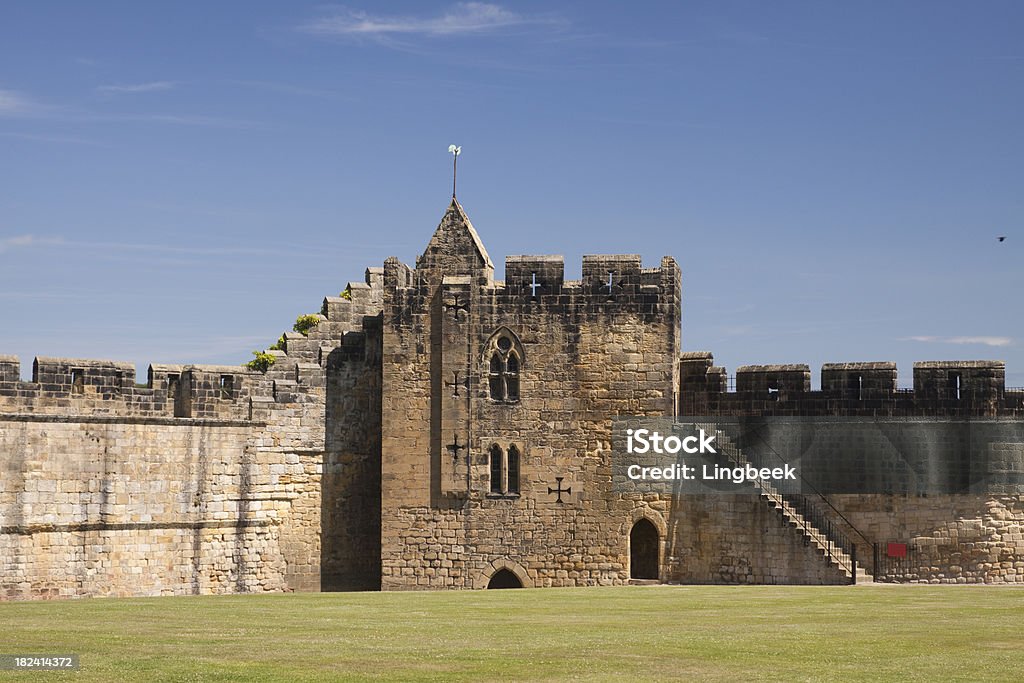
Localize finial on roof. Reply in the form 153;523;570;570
448;144;462;198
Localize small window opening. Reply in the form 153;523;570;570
848;374;863;401
71;369;85;395
948;372;962;401
219;374;234;399
767;382;779;401
168;373;180;396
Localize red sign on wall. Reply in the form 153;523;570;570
887;542;908;558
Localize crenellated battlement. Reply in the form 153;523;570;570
0;259;387;426
0;356;257;420
680;353;1022;416
504;255;565;294
498;254;676;302
382;200;679;310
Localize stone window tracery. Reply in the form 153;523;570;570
486;329;522;403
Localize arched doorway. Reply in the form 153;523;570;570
486;568;523;589
630;518;659;580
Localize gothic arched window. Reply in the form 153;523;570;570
486;329;523;403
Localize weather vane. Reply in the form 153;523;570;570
448;144;462;198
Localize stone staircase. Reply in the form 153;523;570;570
687;421;872;584
253;271;385;406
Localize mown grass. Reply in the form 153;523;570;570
1;585;1022;681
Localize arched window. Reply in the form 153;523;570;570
490;444;503;494
485;329;523;403
507;445;520;494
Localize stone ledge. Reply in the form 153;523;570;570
0;413;260;427
914;360;1005;369
0;519;277;535
736;364;810;373
822;362;897;371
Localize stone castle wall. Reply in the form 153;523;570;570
0;417;287;598
322;316;383;591
679;353;1024;417
679;352;1024;584
0;268;386;599
828;494;1024;584
664;495;849;584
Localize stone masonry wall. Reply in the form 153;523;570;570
830;494;1024;584
0;418;291;598
679;352;1024;584
665;495;849;584
0;266;385;600
322;318;383;591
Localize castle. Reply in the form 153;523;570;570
2;198;1023;599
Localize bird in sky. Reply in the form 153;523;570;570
997;236;1006;242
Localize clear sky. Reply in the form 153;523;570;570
1;2;1021;387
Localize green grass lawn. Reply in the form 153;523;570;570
1;585;1022;682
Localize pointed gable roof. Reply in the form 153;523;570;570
416;198;494;277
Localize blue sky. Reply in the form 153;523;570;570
1;2;1021;387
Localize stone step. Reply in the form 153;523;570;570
628;579;660;586
849;575;874;585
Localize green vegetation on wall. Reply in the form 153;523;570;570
246;350;276;373
293;314;320;336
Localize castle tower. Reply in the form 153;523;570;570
378;199;681;589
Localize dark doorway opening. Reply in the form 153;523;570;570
487;568;523;589
630;519;659;580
